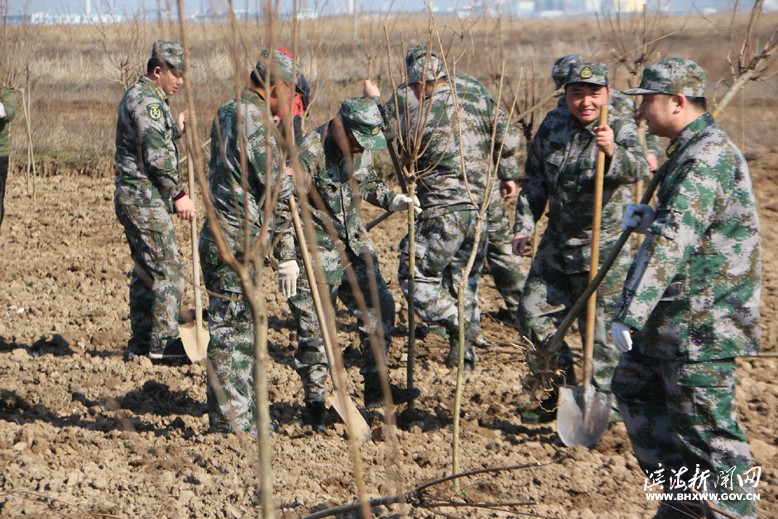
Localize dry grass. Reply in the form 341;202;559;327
4;11;778;173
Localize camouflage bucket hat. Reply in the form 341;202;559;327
255;48;303;92
406;44;445;84
151;40;185;73
552;54;582;88
339;97;387;151
565;61;608;87
623;58;706;97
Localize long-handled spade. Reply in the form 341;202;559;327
288;197;372;443
557;105;613;448
178;143;209;362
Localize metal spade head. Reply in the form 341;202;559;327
557;384;613;448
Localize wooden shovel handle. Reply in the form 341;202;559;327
583;106;608;392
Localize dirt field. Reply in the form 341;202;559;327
0;145;776;518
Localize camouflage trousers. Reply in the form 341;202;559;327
288;249;395;403
398;208;487;360
518;246;631;392
485;194;526;317
199;235;258;433
613;352;757;519
115;201;184;354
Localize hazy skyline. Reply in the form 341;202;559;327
5;0;443;16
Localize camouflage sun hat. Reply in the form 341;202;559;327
564;61;608;87
151;40;185;73
254;48;303;92
552;54;582;88
339;97;387;151
623;58;706;97
405;44;445;84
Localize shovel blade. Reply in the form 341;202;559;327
327;394;372;444
179;320;209;363
557;385;613;448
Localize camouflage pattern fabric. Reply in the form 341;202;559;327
115;203;184;354
398;208;487;364
114;75;184;354
485;187;525;318
514;103;649;388
613;111;761;519
0;85;17;230
386;70;521;360
200;88;296;433
151;40;185;73
290;121;395;402
115;76;183;207
519;238;633;391
623;57;707;97
385;72;522;215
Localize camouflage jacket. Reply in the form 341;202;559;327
514;106;649;274
296;122;396;285
615;113;761;360
114;76;182;208
385;74;522;217
201;89;295;265
0;86;18;157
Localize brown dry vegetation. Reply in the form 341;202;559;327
0;10;777;519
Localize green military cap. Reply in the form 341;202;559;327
405;44;445;84
339;97;387;151
552;54;582;88
565;61;608;87
151;40;185;73
623;58;706;97
255;48;303;91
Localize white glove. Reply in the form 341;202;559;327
0;102;5;119
622;203;655;234
612;322;633;353
389;194;422;215
278;260;300;298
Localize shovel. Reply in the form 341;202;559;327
288;197;372;443
178;140;209;363
557;105;613;447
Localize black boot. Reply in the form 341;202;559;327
363;376;420;409
445;333;475;371
305;400;326;433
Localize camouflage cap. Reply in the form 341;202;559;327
552;54;582;88
254;48;302;91
339;97;387;151
565;61;608;87
151;40;185;73
623;58;706;97
405;44;445;84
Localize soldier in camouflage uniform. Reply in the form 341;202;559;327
199;49;300;433
512;62;649;422
114;41;195;360
613;59;761;519
289;83;420;430
388;45;523;370
553;54;660;170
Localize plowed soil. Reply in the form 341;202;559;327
0;154;776;518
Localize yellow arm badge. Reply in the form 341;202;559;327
147;103;162;121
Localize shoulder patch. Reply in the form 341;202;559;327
147;103;162;121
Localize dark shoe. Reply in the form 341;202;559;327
445;349;475;371
305;400;327;433
492;307;519;325
149;338;188;361
364;377;420;409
